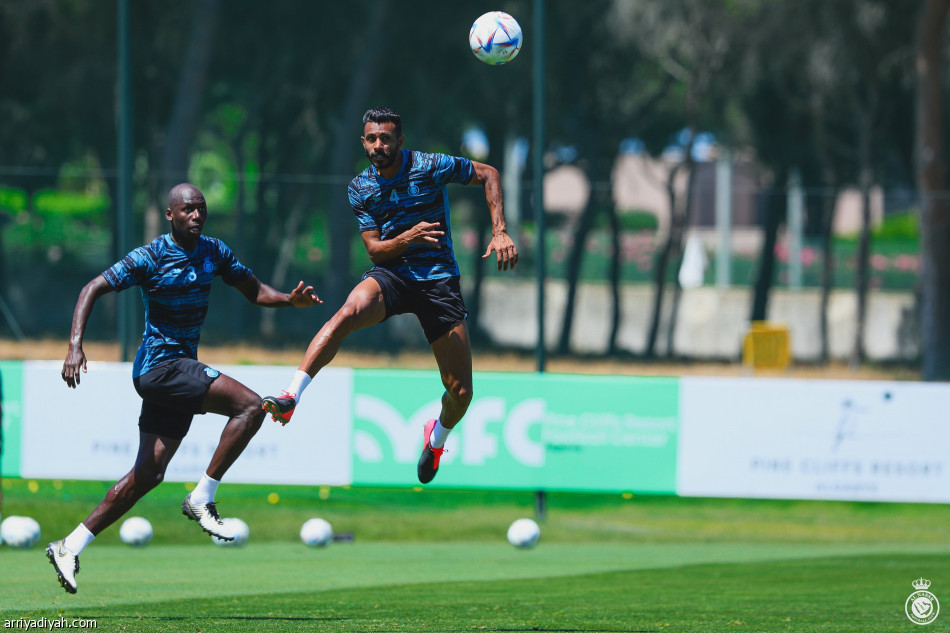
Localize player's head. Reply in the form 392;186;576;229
166;183;207;241
363;107;401;137
361;107;404;172
167;183;205;210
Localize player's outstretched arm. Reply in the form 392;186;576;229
360;224;445;265
235;276;322;308
63;275;114;388
470;161;518;272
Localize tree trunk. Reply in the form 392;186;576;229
915;0;950;380
229;125;249;339
467;202;491;344
605;202;622;354
851;127;873;368
750;170;787;323
818;179;837;363
645;162;685;359
556;195;598;355
468;125;509;345
153;0;221;240
260;183;314;338
323;2;391;310
810;95;838;364
665;159;699;356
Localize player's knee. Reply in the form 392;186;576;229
331;303;360;333
133;466;165;491
447;381;473;408
243;400;266;431
148;471;165;488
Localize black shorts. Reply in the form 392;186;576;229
132;358;220;440
364;267;468;343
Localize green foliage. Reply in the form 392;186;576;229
617;209;659;231
836;212;920;245
873;211;919;241
189;151;238;211
0;186;28;213
31;188;109;220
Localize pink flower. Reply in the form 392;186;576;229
774;242;788;262
800;247;818;267
894;254;919;272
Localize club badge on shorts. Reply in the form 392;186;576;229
204;367;220;379
906;578;939;625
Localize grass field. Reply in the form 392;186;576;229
2;478;948;632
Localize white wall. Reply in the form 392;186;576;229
475;280;917;362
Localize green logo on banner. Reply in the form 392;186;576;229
352;370;679;493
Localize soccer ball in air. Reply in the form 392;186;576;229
212;518;250;547
300;518;334;547
469;11;523;65
119;517;153;546
1;515;42;549
506;518;540;549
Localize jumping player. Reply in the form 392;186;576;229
262;106;518;484
47;183;320;594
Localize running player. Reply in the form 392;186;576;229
262;106;518;485
47;183;321;594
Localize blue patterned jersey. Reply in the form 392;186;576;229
102;234;253;378
348;150;475;281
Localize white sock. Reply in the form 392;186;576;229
429;420;452;449
287;370;312;403
63;523;95;556
189;474;220;506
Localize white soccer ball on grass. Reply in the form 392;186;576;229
300;518;333;547
506;518;540;549
212;517;249;547
119;516;153;546
1;515;41;549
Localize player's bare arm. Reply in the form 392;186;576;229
234;276;322;308
360;222;445;265
470;161;518;271
62;275;114;388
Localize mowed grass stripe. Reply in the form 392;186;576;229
5;542;946;613
9;552;947;633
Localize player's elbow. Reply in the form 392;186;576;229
239;278;268;306
84;275;112;298
366;244;396;265
472;162;499;185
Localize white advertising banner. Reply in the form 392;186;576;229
678;377;950;503
20;361;353;486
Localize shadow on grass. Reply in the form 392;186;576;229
96;615;348;623
94;618;648;632
490;629;652;632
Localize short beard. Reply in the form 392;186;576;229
366;148;397;169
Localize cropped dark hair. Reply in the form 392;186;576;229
363;107;402;137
